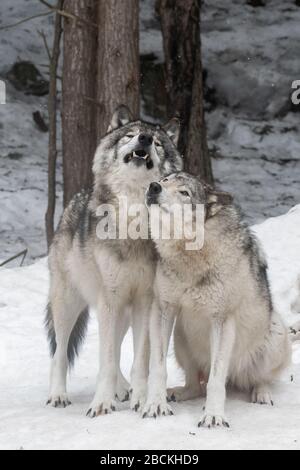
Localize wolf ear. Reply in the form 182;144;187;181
206;188;233;218
107;105;133;132
163;117;180;147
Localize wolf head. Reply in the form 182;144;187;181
93;106;183;195
146;172;233;220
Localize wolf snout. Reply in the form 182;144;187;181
149;182;162;195
139;133;153;147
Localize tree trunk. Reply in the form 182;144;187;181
62;0;98;207
96;0;140;139
157;0;213;183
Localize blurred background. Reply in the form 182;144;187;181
0;0;299;265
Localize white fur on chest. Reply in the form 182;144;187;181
95;246;155;305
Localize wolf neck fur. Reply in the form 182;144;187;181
155;212;235;280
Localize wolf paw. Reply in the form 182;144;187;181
142;400;174;418
251;387;274;406
167;385;202;402
46;393;71;408
86;399;117;418
130;384;147;412
115;376;130;402
198;414;230;429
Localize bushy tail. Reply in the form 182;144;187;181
45;303;89;367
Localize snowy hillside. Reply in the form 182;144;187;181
0;0;300;265
0;207;299;450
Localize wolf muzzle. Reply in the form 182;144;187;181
146;181;162;205
124;133;154;169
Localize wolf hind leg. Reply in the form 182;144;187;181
251;384;274;406
46;284;88;407
249;314;290;407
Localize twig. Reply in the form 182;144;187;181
0;11;53;31
0;249;28;268
37;29;52;62
37;64;62;80
39;0;98;29
45;0;63;248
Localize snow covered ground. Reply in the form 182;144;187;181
0;206;300;450
1;0;300;265
0;0;300;449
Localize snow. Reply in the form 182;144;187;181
0;208;300;450
0;1;62;265
0;0;300;448
253;204;300;326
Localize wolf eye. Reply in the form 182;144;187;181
126;134;135;138
155;141;163;148
179;191;190;197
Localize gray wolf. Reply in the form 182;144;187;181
143;172;290;427
45;106;182;417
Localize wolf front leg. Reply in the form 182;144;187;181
130;294;152;412
87;298;119;418
199;316;236;429
142;300;176;418
115;311;130;402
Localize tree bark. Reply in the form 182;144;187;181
96;0;140;140
46;0;63;248
157;0;213;183
62;0;98;207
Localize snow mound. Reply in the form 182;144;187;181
253;204;300;326
0;208;300;450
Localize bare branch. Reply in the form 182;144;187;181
0;11;53;31
0;249;28;268
37;29;52;62
0;1;98;32
45;0;64;248
39;0;98;29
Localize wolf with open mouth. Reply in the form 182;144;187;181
45;106;183;417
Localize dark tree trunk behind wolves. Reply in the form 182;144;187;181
96;0;140;139
157;0;213;183
62;0;98;207
62;0;139;207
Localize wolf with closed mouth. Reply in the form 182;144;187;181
45;106;183;417
143;172;290;428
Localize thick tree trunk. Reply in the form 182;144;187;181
62;0;98;207
96;0;140;139
157;0;213;183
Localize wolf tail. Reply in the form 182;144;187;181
45;303;89;367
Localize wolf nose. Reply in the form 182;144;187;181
149;182;162;194
139;133;153;147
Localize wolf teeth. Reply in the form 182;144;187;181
126;152;149;161
133;151;148;160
